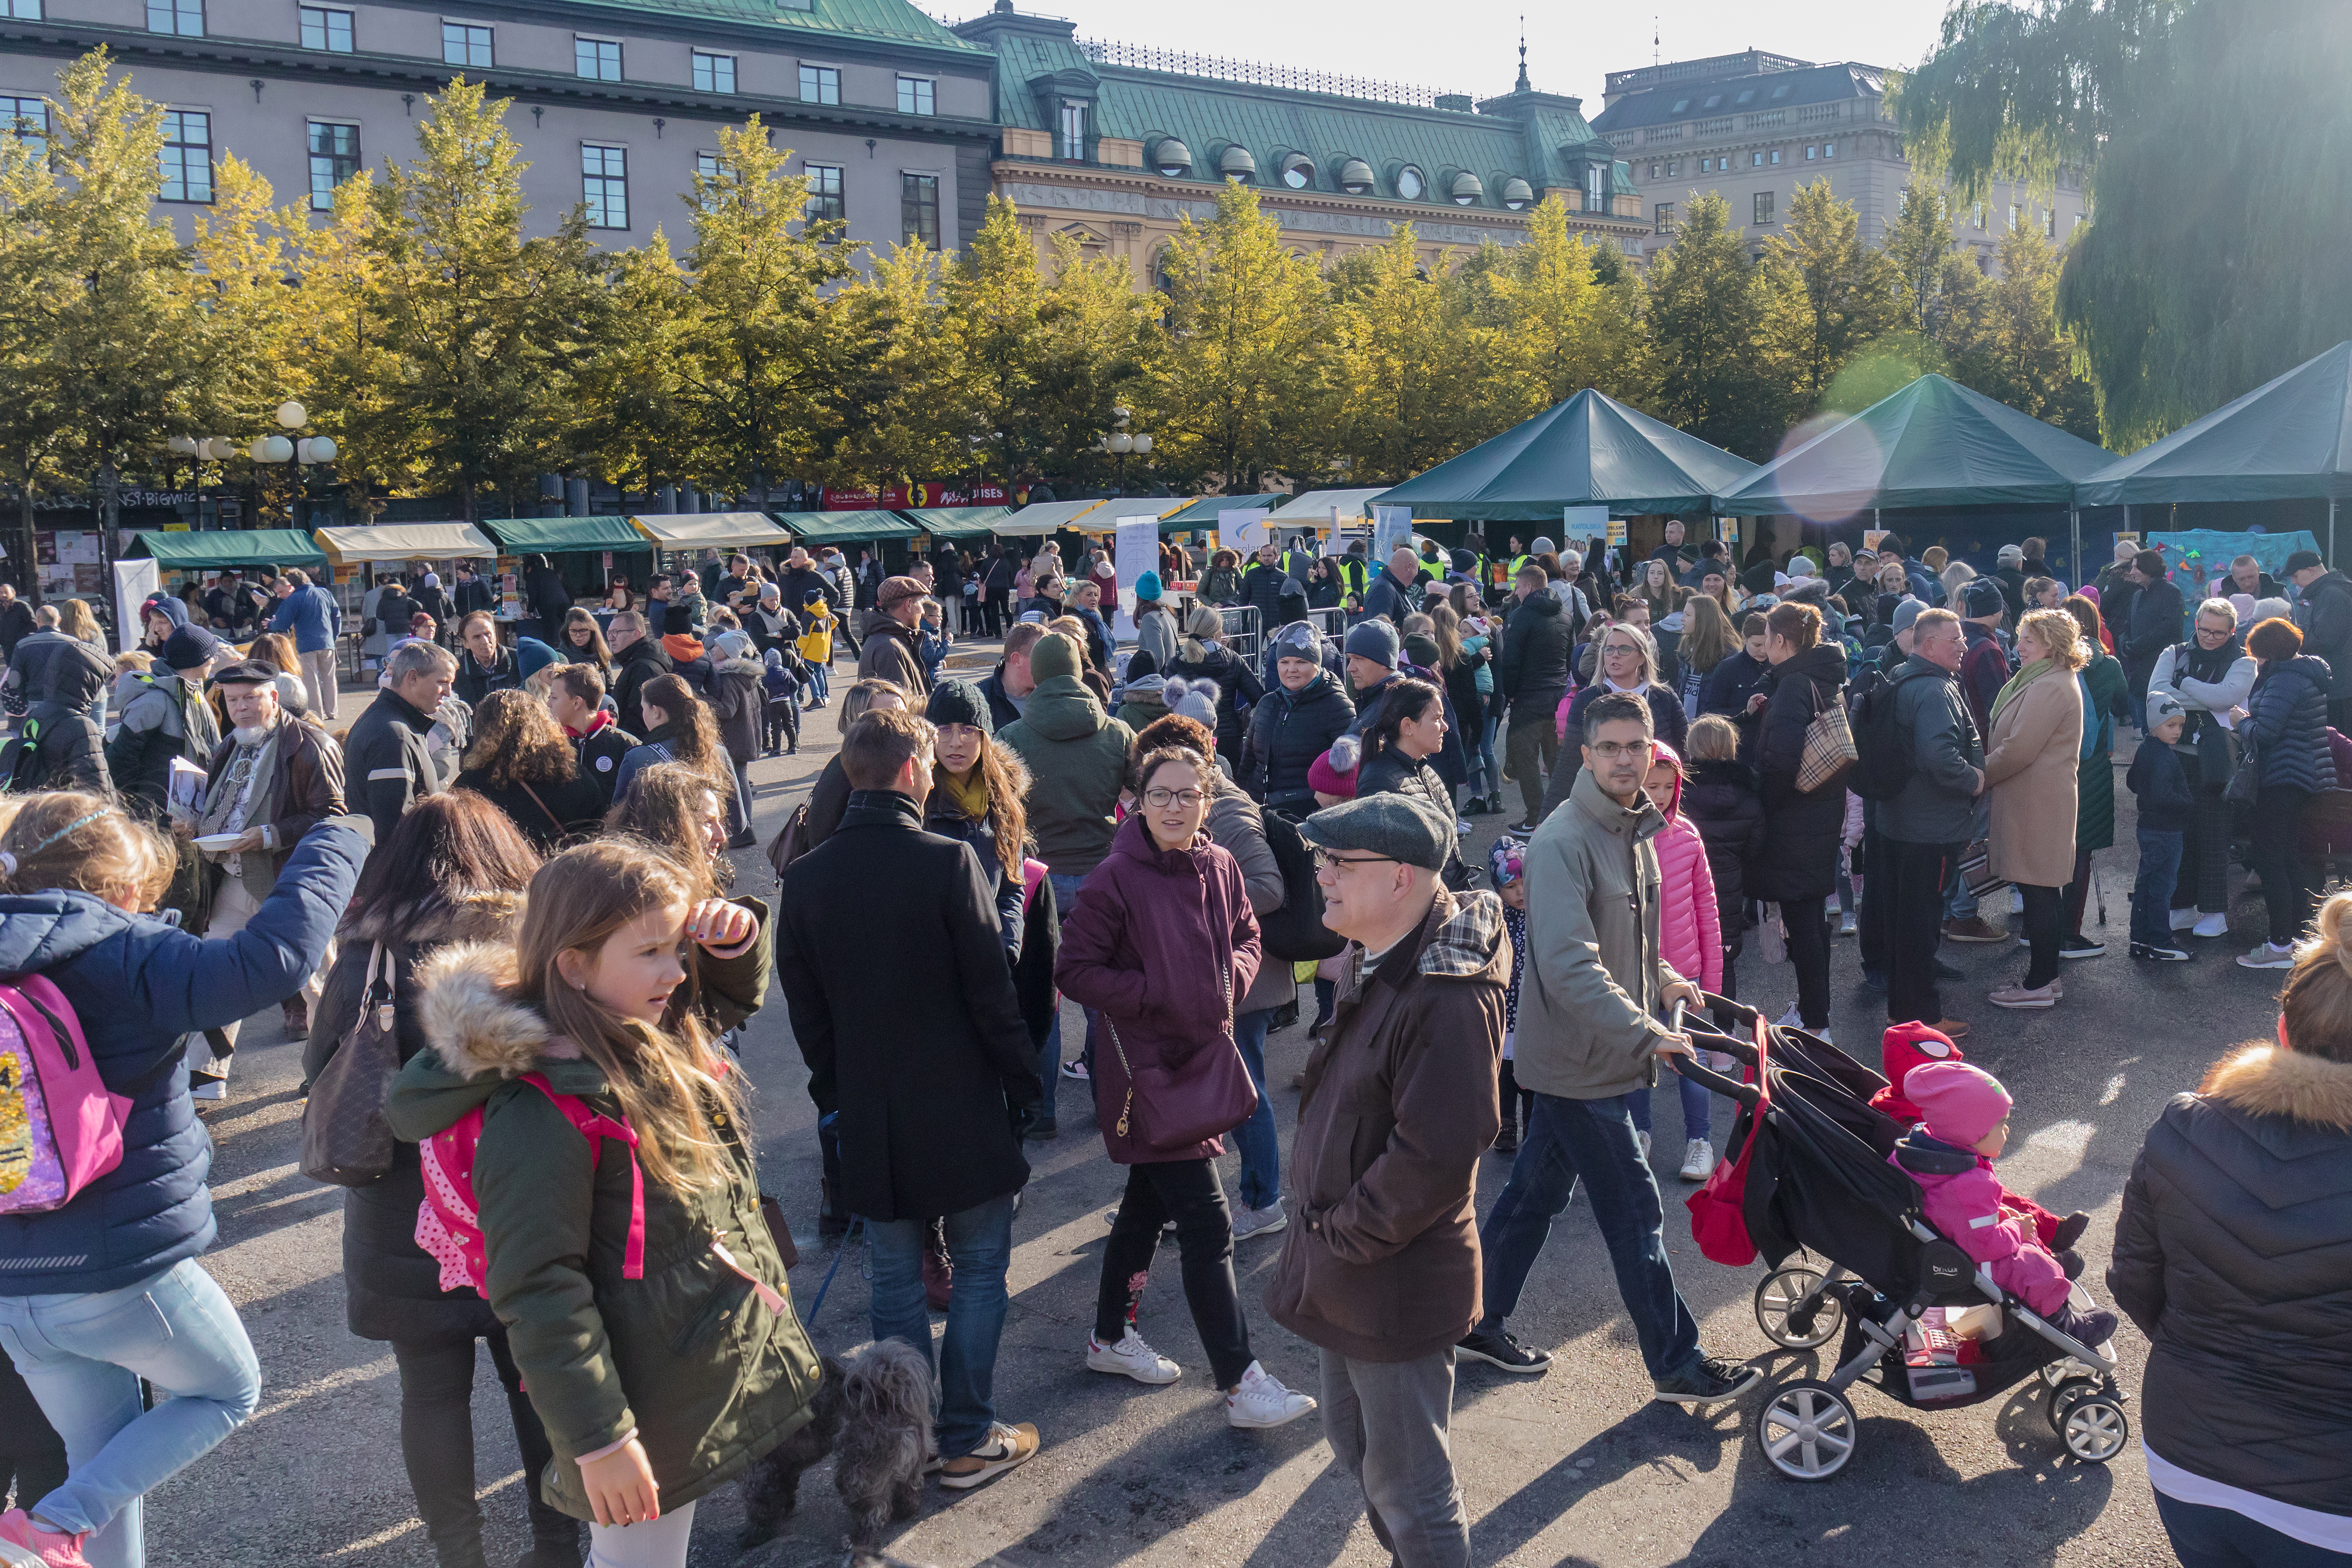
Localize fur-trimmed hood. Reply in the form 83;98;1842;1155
2201;1042;2352;1132
415;939;565;1080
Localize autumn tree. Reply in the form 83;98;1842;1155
1643;192;1771;457
1322;227;1479;484
939;195;1038;481
1467;196;1648;431
576;232;698;504
829;238;970;487
290;172;415;513
1026;230;1159;491
1940;226;2101;439
1883;177;1957;336
1756;179;1903;422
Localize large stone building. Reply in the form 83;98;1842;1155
951;2;1648;286
0;0;996;249
1591;49;2088;268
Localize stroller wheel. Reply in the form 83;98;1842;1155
1755;1267;1842;1349
1756;1379;1857;1481
2059;1391;2130;1464
2045;1376;2097;1435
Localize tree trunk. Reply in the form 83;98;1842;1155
15;486;37;609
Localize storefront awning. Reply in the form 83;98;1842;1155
314;523;498;565
901;506;1011;539
129;528;326;570
773;510;920;543
994;499;1111;536
481;516;651;553
628;512;792;550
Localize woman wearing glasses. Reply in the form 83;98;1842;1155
1545;621;1689;820
1338;676;1468;888
1055;747;1318;1432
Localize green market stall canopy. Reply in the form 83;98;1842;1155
481;516;651;553
128;528;326;570
773;510;920;544
1374;389;1759;520
2075;341;2352;507
901;506;1011;539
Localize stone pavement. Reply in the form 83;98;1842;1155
176;644;2287;1566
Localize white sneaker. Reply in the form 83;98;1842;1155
1088;1328;1182;1384
2193;911;2231;939
2238;942;2295;970
1062;1057;1091;1081
1230;1199;1287;1241
1225;1362;1316;1429
1837;912;1857;936
1680;1138;1716;1182
2170;908;2200;932
1457;819;1474;836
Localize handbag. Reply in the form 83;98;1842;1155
1957;838;2010;901
2224;731;2262;806
1099;964;1260;1153
1796;683;1858;793
300;943;400;1187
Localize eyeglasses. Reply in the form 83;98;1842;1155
1588;740;1653;760
1143;787;1205;809
1310;848;1396;872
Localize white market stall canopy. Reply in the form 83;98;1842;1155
993;499;1111;536
628;512;792;550
1265;488;1392;528
1087;497;1182;529
313;522;497;564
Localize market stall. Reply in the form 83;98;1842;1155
128;528;329;575
313;522;500;671
482;515;653;606
993;499;1112;536
900;505;1010;542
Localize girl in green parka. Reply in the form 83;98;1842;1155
387;840;818;1567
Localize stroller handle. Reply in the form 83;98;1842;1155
1665;999;1762;1108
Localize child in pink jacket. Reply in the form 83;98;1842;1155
1889;1061;2117;1348
1636;745;1728;1181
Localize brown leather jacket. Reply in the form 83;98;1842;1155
203;716;347;898
1263;886;1509;1363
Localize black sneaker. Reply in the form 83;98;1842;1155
1652;1354;1762;1405
2131;941;2192;962
1456;1327;1551;1374
1860;966;1887;991
2060;934;2107;958
2049;1304;2117;1349
2051;1211;2091;1251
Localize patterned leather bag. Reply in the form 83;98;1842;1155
301;943;400;1187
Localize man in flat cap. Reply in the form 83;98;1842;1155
858;573;933;698
1263;792;1507;1568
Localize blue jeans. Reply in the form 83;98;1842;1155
2131;828;2186;948
1043;872;1097;1087
866;1192;1015;1460
2153;1491;2352;1567
1628;1071;1714;1146
805;662;829;703
1475;1091;1702;1382
1231;1007;1280;1211
1472;711;1502;800
0;1258;261;1568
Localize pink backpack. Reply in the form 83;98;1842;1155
0;977;131;1215
415;1073;646;1295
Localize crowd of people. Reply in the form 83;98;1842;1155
0;515;2340;1568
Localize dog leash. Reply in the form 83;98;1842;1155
804;1215;863;1323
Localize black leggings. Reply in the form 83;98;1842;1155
2252;784;2317;946
2020;883;2064;988
392;1332;576;1566
1096;1158;1255;1389
1782;895;1831;1029
0;1354;65;1511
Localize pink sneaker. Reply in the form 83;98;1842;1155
0;1508;92;1568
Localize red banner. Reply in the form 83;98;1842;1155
818;482;1017;510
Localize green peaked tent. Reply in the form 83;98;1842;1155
2075;342;2352;507
1722;373;2115;515
1370;388;1759;520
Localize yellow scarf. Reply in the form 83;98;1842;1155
936;763;991;822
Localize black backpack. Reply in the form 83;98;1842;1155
1257;806;1345;962
1847;667;1934;802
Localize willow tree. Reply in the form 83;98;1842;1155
1897;0;2352;447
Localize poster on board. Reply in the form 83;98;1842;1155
1113;518;1158;641
113;557;159;655
1372;506;1414;563
1221;508;1271;556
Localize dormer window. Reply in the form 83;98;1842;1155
1396;164;1424;200
1059;101;1086;161
1218;144;1256;182
1702;94;1721;108
1337;157;1374;195
1771;84;1791;99
1670;98;1689;114
1736;89;1755;105
1153;138;1191;177
1280;152;1314;190
1449;171;1481;205
1501;177;1532;211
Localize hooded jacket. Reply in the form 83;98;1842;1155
1055;813;1262;1165
1680;756;1765;949
2109;1041;2352;1517
610;635;673;740
1113;674;1169;734
1264;886;1506;1363
1751;643;1849;902
999;637;1135;877
106;668;222;821
1495;591;1571;728
2;630;116;794
1513;766;1684;1102
1888;1129;2069;1314
386;942;815;1520
2297;569;2352;695
2246;653;2336;794
1239;673;1353;814
855;612;929;697
0;821;361;1296
1649;754;1723;993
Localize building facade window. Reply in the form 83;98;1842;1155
1823;141;1835;158
901;171;938;247
1058;101;1085;160
307;121;359;210
441;22;491;67
1654;201;1675;234
1971;201;1985;230
805;162;843;222
896;75;933;115
799;65;838;104
575;39;621;82
3;0;42;16
1805;144;1816;160
2043;207;2056;237
1751;151;1763;167
1585;163;1604;208
299;5;352;50
1397;164;1424;200
582;144;627;228
158;109;212;202
692;51;734;93
0;95;47;155
1754;190;1774;225
1770;148;1781;164
146;0;201;34
2009;203;2022;232
1646;161;1657;179
696;150;720;181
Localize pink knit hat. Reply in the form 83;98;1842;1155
1307;747;1356;799
1905;1061;2013;1146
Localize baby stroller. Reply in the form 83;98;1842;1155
1673;995;2129;1481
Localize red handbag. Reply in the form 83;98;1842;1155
1100;963;1259;1152
1686;1014;1767;1267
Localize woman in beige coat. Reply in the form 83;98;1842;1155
1983;607;2088;1011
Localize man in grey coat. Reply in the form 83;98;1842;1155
1878;609;1985;1036
1456;692;1760;1406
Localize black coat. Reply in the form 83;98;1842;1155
454;646;520;708
302;891;522;1344
1495;592;1571;730
774;791;1042;1223
1681;757;1766;950
2300;569;2352;695
451;766;610;853
1752;644;1848;902
2122;576;2187;671
2109;1043;2352;1517
610;638;672;739
1239;673;1353;814
978;666;1024;733
1237;563;1290;629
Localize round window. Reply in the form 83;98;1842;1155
1397;165;1424;200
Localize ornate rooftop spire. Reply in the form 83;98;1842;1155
1516;16;1530;91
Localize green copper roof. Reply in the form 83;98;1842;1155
970;18;1634;212
593;0;983;55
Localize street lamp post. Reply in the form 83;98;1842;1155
1103;406;1153;496
245;402;338;528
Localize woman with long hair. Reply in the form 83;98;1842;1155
455;689;609;853
1430;600;1497;813
1675;593;1738;720
1200;549;1244;608
1055;747;1315;1431
244;630;311;716
1983;607;2089;1009
389;842;805;1568
56;598;103;650
301;794;572;1568
612;672;740;828
1636;557;1677;626
559;607;613;676
1339;675;1467;886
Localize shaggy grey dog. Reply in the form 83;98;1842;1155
739;1338;934;1551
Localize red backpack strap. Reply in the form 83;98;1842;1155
521;1073;646;1280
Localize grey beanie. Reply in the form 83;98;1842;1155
1344;617;1400;669
2146;691;2187;725
1891;598;1926;635
1300;792;1453;872
1164;675;1220;729
1529;536;1558;557
1270;620;1321;661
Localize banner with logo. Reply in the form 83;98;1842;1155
818;482;1016;511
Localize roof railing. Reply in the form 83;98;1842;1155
1074;38;1468;110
